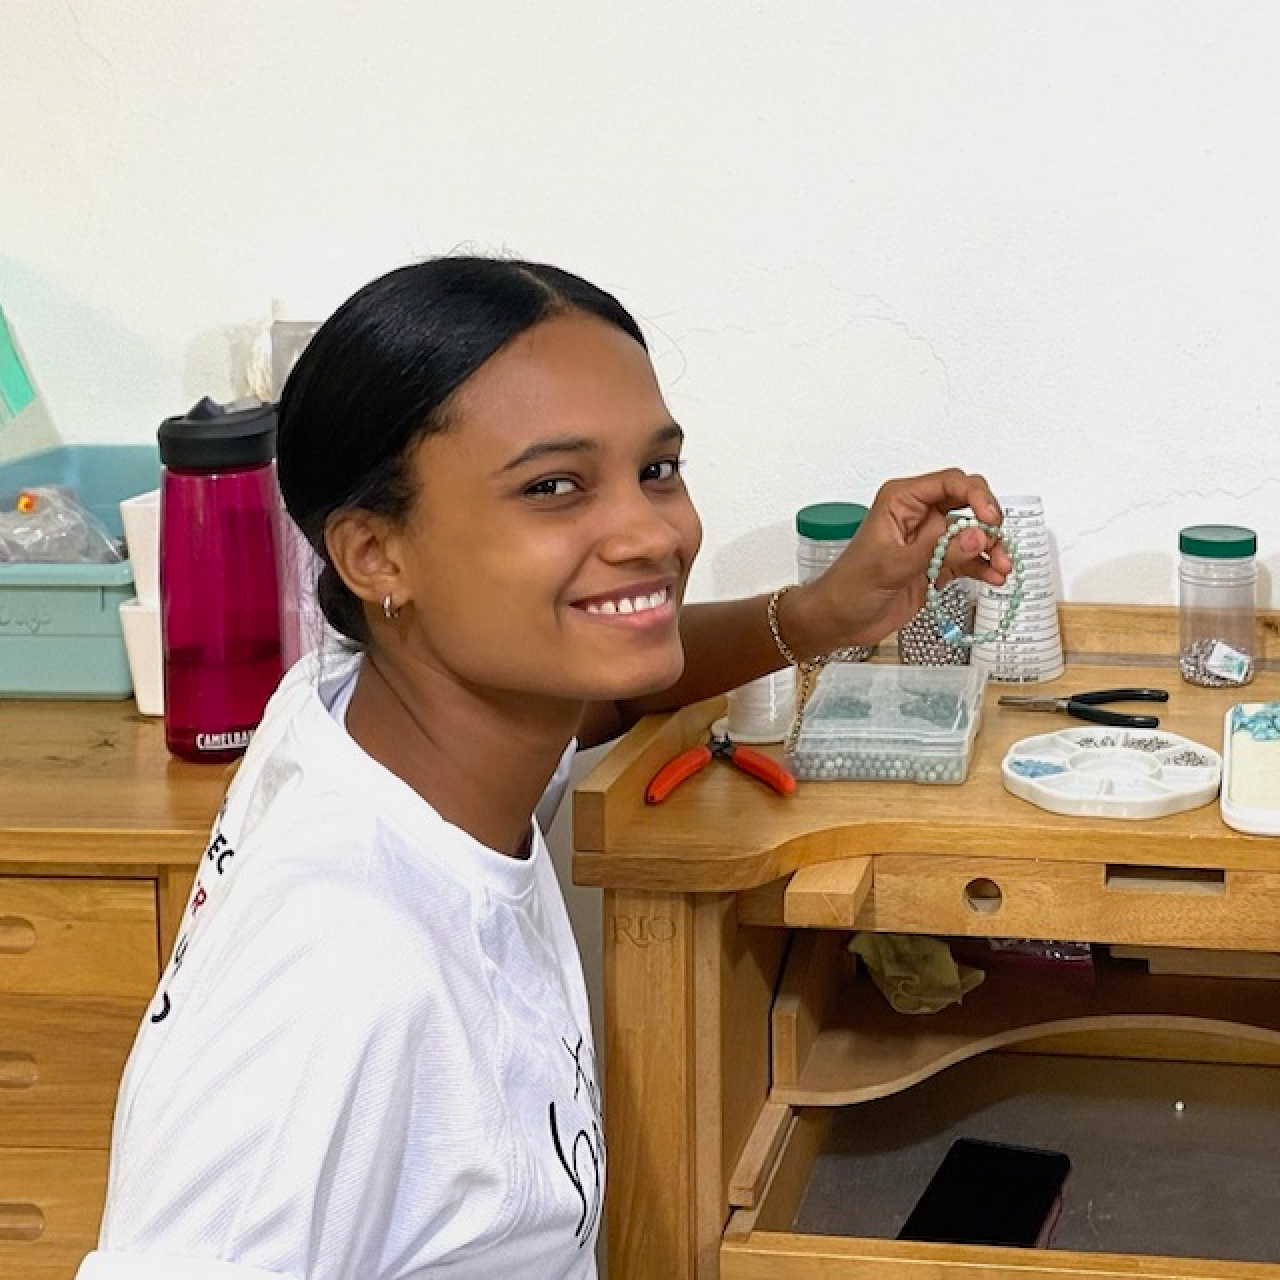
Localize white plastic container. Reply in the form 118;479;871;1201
898;578;974;666
1220;702;1280;836
1178;524;1257;687
726;667;796;744
796;501;867;583
118;488;160;606
119;597;163;716
796;501;872;662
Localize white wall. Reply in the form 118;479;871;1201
5;2;1279;608
5;1;1280;1194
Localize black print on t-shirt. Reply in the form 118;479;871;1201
204;830;237;875
148;819;240;1024
549;1034;604;1248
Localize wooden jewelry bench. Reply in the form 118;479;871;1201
573;604;1280;1280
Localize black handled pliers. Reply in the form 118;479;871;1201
997;687;1169;729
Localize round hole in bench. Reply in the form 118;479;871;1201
964;877;1003;913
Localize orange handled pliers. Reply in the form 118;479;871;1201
645;721;797;805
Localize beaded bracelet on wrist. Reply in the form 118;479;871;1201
925;517;1024;647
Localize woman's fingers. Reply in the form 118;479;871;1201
943;525;1013;586
872;469;1003;544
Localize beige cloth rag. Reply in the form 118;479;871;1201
849;932;985;1014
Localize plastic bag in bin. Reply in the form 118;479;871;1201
0;486;124;563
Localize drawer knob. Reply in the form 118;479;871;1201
0;1051;38;1089
963;877;1003;914
0;916;36;955
0;1203;44;1242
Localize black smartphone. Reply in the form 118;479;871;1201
897;1137;1071;1248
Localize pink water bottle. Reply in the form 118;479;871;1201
159;399;284;763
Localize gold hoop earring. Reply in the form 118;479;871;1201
382;595;401;622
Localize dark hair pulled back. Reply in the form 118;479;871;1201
276;256;647;644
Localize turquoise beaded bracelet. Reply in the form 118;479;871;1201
925;517;1024;647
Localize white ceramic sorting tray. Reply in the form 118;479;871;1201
1220;704;1280;837
1001;726;1222;820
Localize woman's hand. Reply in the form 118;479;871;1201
780;469;1013;658
585;468;1013;744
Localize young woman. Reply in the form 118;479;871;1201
77;257;1010;1280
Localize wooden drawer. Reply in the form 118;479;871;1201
0;1147;108;1280
860;855;1280;952
725;1053;1280;1280
0;995;142;1149
0;879;157;998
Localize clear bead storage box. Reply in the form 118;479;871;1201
787;662;987;784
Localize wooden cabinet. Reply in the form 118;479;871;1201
0;1152;111;1280
0;701;226;1280
573;605;1280;1280
0;879;158;997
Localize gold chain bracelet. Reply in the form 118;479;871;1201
767;585;831;754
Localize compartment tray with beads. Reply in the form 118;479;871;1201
1001;726;1222;820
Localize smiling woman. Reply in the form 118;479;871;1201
75;256;1012;1280
345;309;703;747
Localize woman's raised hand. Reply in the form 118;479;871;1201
784;469;1013;657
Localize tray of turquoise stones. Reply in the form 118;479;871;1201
1001;726;1222;820
1220;701;1280;836
787;663;986;784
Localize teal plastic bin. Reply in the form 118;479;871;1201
0;445;161;698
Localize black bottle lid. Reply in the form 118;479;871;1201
158;397;278;472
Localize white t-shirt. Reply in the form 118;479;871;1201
77;650;600;1280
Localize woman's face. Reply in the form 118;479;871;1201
388;310;702;706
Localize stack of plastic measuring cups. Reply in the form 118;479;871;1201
970;494;1064;684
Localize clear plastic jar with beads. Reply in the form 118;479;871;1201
898;579;974;666
1178;524;1257;688
796;502;872;661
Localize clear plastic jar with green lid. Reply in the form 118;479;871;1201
796;502;868;582
795;502;871;661
1177;523;1257;687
